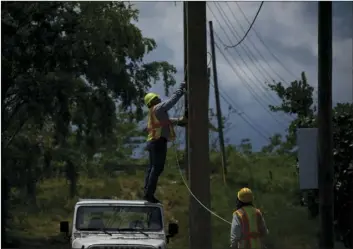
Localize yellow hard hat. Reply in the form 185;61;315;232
237;188;253;203
144;93;159;106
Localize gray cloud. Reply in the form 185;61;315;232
133;2;352;150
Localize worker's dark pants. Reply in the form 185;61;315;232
144;137;167;197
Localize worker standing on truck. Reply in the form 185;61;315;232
230;188;269;249
143;82;187;203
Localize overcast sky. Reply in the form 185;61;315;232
133;1;352;151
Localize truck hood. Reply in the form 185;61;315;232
72;235;165;248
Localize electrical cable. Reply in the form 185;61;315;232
168;5;298;225
213;31;289;129
167;39;294;228
224;2;264;49
207;5;289;128
234;2;298;80
172;98;294;227
212;2;294;122
211;3;292;122
172;100;275;226
211;82;271;142
213;3;281;103
207;52;212;67
171;98;232;225
169;68;273;226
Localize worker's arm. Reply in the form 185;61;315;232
155;83;186;113
230;214;241;248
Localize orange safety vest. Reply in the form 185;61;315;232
233;206;263;249
147;106;176;141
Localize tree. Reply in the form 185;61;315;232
1;2;177;246
267;72;316;152
261;133;283;154
268;72;353;248
239;138;252;155
2;2;176;143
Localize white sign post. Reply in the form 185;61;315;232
297;128;318;190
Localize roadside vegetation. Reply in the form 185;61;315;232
2;2;352;249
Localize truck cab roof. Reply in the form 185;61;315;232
76;199;163;207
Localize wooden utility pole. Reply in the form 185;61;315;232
208;20;227;180
187;2;212;249
317;2;334;249
183;2;189;180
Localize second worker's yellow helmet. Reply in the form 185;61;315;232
237;187;253;203
144;92;159;106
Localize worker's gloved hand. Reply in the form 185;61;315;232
180;82;186;90
177;116;188;127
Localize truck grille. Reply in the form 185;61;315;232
88;246;156;249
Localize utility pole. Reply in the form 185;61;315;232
183;2;189;180
187;2;212;249
317;2;334;249
209;21;227;181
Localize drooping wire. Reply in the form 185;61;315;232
207;4;289;128
234;2;298;80
213;2;283;105
170;67;271;226
171;93;232;225
214;32;289;128
215;2;295;120
224;1;264;49
210;82;270;142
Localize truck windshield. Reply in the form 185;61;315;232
75;206;163;232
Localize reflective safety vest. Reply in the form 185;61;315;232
233;206;263;249
147;106;176;141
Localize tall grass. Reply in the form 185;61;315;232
9;151;318;249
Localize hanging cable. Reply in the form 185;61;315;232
171;99;232;225
213;2;284;105
234;2;298;80
207;4;290;128
170;48;294;227
170;72;264;226
217;2;295;118
214;33;289;128
224;1;264;49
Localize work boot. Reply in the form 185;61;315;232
143;194;154;203
143;195;160;203
151;196;160;203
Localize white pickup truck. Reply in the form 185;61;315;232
60;199;179;249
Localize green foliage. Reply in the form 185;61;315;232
8;150;318;249
2;2;177;246
268;72;315;117
2;2;352;249
267;72;353;248
261;133;283;154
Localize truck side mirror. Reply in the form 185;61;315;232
168;223;179;237
60;221;69;233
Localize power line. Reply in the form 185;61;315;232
213;2;294;122
172;90;293;228
209;22;289;128
208;4;283;117
234;2;298;80
213;82;271;142
224;2;290;86
212;3;289;114
224;1;264;49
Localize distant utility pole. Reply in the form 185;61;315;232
209;20;227;181
183;2;189;180
317;2;334;249
187;2;212;249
